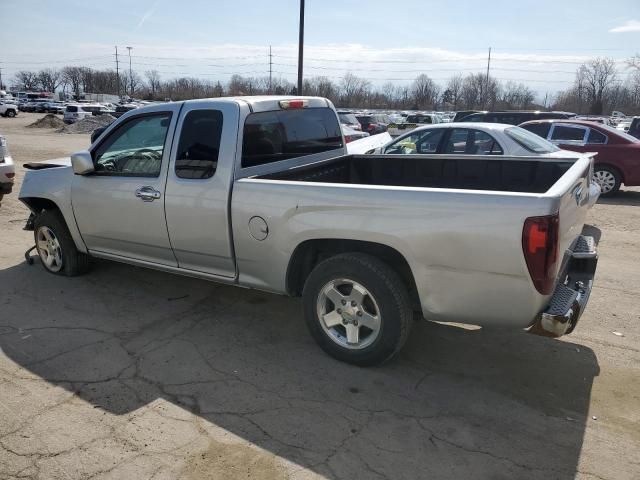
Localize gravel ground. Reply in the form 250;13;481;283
0;113;639;480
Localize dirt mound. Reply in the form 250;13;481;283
58;115;116;134
27;114;66;129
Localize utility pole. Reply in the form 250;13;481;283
269;45;273;93
115;46;120;98
485;47;492;108
297;0;305;95
126;46;133;97
0;66;3;91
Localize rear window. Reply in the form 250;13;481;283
66;105;78;113
521;123;551;138
81;106;101;113
338;113;359;125
505;127;560;154
241;108;343;168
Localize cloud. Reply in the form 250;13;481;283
609;19;640;33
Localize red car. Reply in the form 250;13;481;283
519;119;640;196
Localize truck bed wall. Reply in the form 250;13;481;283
260;154;574;194
231;179;561;328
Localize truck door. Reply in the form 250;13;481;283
164;101;239;277
71;106;181;266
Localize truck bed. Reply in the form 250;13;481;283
259;154;575;193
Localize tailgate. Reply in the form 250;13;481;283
551;154;595;263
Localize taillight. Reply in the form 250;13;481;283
344;135;354;144
279;99;308;109
522;214;559;295
367;124;376;131
6;172;15;179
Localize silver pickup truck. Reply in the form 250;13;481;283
19;96;599;365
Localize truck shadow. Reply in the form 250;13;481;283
0;259;599;479
598;189;640;207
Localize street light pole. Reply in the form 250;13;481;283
126;46;133;97
297;0;305;95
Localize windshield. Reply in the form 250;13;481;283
505;126;560;154
338;113;359;125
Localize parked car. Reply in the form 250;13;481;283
459;111;576;125
628;117;640;139
616;120;631;132
336;111;363;131
46;102;66;114
387;113;442;137
452;110;485;122
0;101;19;118
520;119;640;195
575;116;611;125
356;114;390;134
113;103;139;118
0;133;15;205
63;104;104;123
342;125;369;143
19;96;599;365
34;100;51;113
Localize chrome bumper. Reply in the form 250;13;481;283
530;234;598;337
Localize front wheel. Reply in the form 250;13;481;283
302;253;412;366
593;166;621;196
6;110;16;118
33;210;90;276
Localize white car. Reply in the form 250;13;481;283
0;133;15;205
373;122;601;206
0;101;18;118
63;103;103;124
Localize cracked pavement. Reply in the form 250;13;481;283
1;114;639;479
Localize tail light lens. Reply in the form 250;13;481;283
522;214;559;295
344;135;354;144
367;124;376;131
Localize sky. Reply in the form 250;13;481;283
1;0;639;98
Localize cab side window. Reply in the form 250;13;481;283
175;110;223;179
93;113;172;177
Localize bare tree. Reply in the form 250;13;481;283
411;74;439;109
14;70;39;90
145;70;161;99
62;66;85;98
499;81;535;109
444;74;463;109
340;73;371;107
580;57;617;114
36;68;62;92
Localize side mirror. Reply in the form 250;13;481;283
71;151;95;175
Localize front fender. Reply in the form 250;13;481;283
19;161;87;253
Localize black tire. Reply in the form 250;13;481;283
302;253;412;366
33;209;90;276
593;165;621;197
6;110;16;118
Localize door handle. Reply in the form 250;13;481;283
135;186;161;202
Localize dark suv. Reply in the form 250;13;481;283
629;117;640;139
457;111;576;125
355;114;390;134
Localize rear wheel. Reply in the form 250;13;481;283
302;253;412;366
593;166;621;196
33;210;90;276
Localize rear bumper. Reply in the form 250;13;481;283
530;234;598;337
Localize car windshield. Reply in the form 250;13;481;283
505;126;560;154
338;113;359;125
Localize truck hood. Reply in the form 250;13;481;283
23;157;71;170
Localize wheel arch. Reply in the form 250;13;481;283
286;238;420;309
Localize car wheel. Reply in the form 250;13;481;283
33;209;90;276
6;110;16;118
302;253;412;366
593;166;621;196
